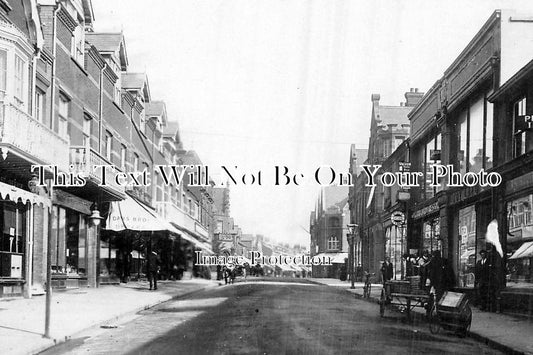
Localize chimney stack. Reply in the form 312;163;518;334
405;88;423;107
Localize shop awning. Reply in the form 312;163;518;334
509;241;533;260
171;223;214;254
0;181;51;209
313;252;348;264
105;195;179;234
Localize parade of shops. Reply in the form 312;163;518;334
0;0;227;299
347;10;533;313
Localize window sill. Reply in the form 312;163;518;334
70;56;88;76
113;100;125;114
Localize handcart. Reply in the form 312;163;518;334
379;276;433;320
428;291;472;337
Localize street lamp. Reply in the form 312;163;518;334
347;224;358;289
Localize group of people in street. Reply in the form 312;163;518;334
380;245;502;311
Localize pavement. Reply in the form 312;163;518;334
0;278;220;355
310;278;533;355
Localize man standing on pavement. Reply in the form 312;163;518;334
475;249;491;310
380;257;393;283
148;251;160;290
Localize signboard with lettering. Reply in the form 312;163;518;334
391;211;405;226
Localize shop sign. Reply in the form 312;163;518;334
505;171;533;196
218;233;234;241
412;202;439;220
391;211;405;226
516;115;533;132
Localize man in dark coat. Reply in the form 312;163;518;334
148;251;160;290
380;257;393;283
475;249;491;310
428;250;445;301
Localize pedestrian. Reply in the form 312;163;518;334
428;250;445;301
148;251;160;291
223;265;229;284
216;265;223;280
475;247;501;312
418;250;431;290
380;257;393;283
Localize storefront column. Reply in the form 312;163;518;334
87;224;98;288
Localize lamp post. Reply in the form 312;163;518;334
347;224;358;289
89;205;103;288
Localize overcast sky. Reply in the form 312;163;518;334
92;0;533;246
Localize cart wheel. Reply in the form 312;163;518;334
379;290;386;317
428;305;441;334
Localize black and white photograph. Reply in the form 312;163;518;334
1;0;533;354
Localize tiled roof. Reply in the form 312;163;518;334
377;106;411;126
86;33;122;52
122;73;146;89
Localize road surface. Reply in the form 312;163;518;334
41;279;501;354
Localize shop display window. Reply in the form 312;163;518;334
458;206;476;287
507;194;533;285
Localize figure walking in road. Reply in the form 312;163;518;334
148;251;160;291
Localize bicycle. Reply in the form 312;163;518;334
363;272;374;298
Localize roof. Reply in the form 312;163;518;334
86;33;123;52
322;186;349;209
122;73;146;89
376;106;411;126
145;101;165;117
163;121;180;136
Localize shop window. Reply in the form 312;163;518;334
507;194;533;286
385;226;404;280
423;218;440;253
66;210;86;275
0;201;27;278
458;206;476;287
50;206;67;274
328;236;339;250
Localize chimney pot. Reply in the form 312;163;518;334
415;88;419;93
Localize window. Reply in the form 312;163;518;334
327;236;339;250
0;49;6;97
82;115;91;147
133;153;139;172
423;218;440;253
458;206;476;287
424;133;441;198
513;97;531;158
58;95;70;139
455;91;494;172
120;144;126;170
104;131;112;161
14;55;24;104
72;25;84;62
35;89;46;124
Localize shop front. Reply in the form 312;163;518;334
505;176;533;288
0;180;50;298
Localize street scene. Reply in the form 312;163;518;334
1;0;533;354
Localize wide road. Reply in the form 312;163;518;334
42;279;501;355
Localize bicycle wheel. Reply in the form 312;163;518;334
379;289;386;317
368;283;372;298
428;305;441;334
